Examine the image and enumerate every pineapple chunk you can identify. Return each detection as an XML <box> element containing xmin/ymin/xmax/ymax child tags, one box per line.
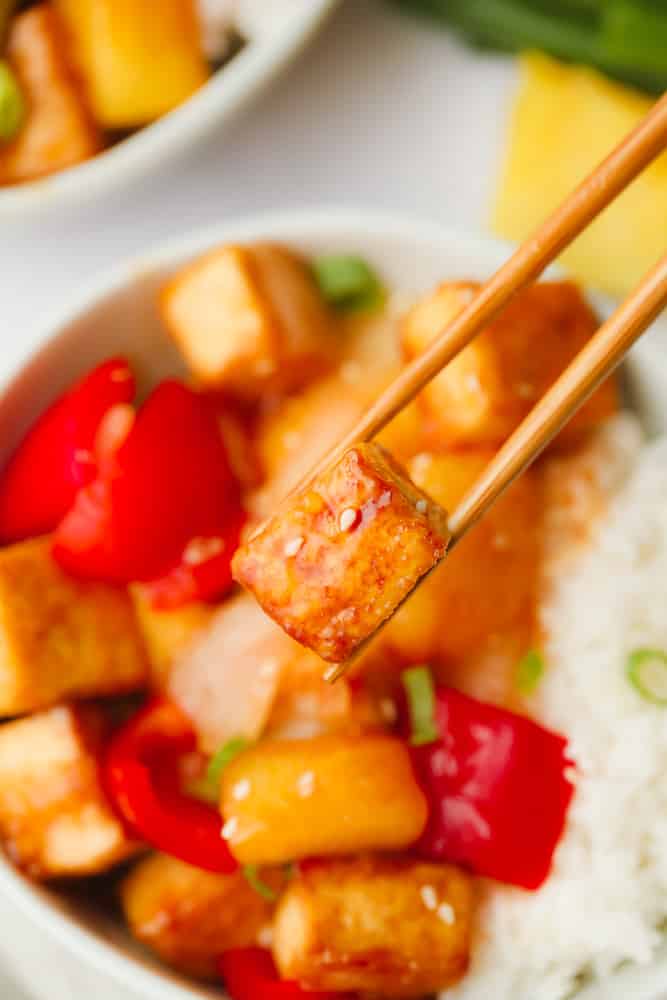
<box><xmin>122</xmin><ymin>853</ymin><xmax>280</xmax><ymax>980</ymax></box>
<box><xmin>233</xmin><ymin>442</ymin><xmax>450</xmax><ymax>664</ymax></box>
<box><xmin>0</xmin><ymin>538</ymin><xmax>148</xmax><ymax>716</ymax></box>
<box><xmin>402</xmin><ymin>280</ymin><xmax>617</xmax><ymax>448</ymax></box>
<box><xmin>130</xmin><ymin>585</ymin><xmax>215</xmax><ymax>689</ymax></box>
<box><xmin>273</xmin><ymin>856</ymin><xmax>473</xmax><ymax>997</ymax></box>
<box><xmin>220</xmin><ymin>735</ymin><xmax>428</xmax><ymax>865</ymax></box>
<box><xmin>383</xmin><ymin>450</ymin><xmax>539</xmax><ymax>667</ymax></box>
<box><xmin>161</xmin><ymin>244</ymin><xmax>334</xmax><ymax>401</ymax></box>
<box><xmin>54</xmin><ymin>0</ymin><xmax>208</xmax><ymax>128</ymax></box>
<box><xmin>0</xmin><ymin>705</ymin><xmax>138</xmax><ymax>878</ymax></box>
<box><xmin>0</xmin><ymin>5</ymin><xmax>101</xmax><ymax>185</ymax></box>
<box><xmin>493</xmin><ymin>53</ymin><xmax>667</xmax><ymax>298</ymax></box>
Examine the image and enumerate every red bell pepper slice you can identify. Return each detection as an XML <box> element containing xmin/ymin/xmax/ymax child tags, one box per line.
<box><xmin>409</xmin><ymin>686</ymin><xmax>574</xmax><ymax>890</ymax></box>
<box><xmin>53</xmin><ymin>380</ymin><xmax>242</xmax><ymax>586</ymax></box>
<box><xmin>143</xmin><ymin>507</ymin><xmax>247</xmax><ymax>610</ymax></box>
<box><xmin>104</xmin><ymin>698</ymin><xmax>237</xmax><ymax>874</ymax></box>
<box><xmin>0</xmin><ymin>357</ymin><xmax>135</xmax><ymax>543</ymax></box>
<box><xmin>219</xmin><ymin>948</ymin><xmax>348</xmax><ymax>1000</ymax></box>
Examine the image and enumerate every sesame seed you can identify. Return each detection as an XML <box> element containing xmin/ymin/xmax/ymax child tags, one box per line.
<box><xmin>232</xmin><ymin>779</ymin><xmax>251</xmax><ymax>801</ymax></box>
<box><xmin>257</xmin><ymin>926</ymin><xmax>274</xmax><ymax>949</ymax></box>
<box><xmin>339</xmin><ymin>507</ymin><xmax>359</xmax><ymax>532</ymax></box>
<box><xmin>183</xmin><ymin>536</ymin><xmax>224</xmax><ymax>566</ymax></box>
<box><xmin>420</xmin><ymin>885</ymin><xmax>438</xmax><ymax>911</ymax></box>
<box><xmin>296</xmin><ymin>771</ymin><xmax>315</xmax><ymax>797</ymax></box>
<box><xmin>380</xmin><ymin>697</ymin><xmax>398</xmax><ymax>723</ymax></box>
<box><xmin>221</xmin><ymin>817</ymin><xmax>238</xmax><ymax>840</ymax></box>
<box><xmin>284</xmin><ymin>536</ymin><xmax>304</xmax><ymax>558</ymax></box>
<box><xmin>437</xmin><ymin>902</ymin><xmax>456</xmax><ymax>925</ymax></box>
<box><xmin>415</xmin><ymin>499</ymin><xmax>428</xmax><ymax>514</ymax></box>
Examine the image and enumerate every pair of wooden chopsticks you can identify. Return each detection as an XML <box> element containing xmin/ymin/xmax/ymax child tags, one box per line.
<box><xmin>315</xmin><ymin>91</ymin><xmax>667</xmax><ymax>545</ymax></box>
<box><xmin>313</xmin><ymin>93</ymin><xmax>667</xmax><ymax>681</ymax></box>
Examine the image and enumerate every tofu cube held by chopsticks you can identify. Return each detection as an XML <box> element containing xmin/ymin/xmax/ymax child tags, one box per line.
<box><xmin>232</xmin><ymin>442</ymin><xmax>450</xmax><ymax>664</ymax></box>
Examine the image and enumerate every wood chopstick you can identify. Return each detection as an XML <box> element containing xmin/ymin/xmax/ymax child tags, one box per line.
<box><xmin>302</xmin><ymin>91</ymin><xmax>667</xmax><ymax>489</ymax></box>
<box><xmin>448</xmin><ymin>253</ymin><xmax>667</xmax><ymax>543</ymax></box>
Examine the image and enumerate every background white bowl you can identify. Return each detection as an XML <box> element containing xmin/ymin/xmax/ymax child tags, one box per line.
<box><xmin>0</xmin><ymin>1</ymin><xmax>339</xmax><ymax>218</ymax></box>
<box><xmin>1</xmin><ymin>210</ymin><xmax>666</xmax><ymax>1000</ymax></box>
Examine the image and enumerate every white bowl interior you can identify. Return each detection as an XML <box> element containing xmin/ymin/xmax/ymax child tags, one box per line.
<box><xmin>0</xmin><ymin>1</ymin><xmax>339</xmax><ymax>217</ymax></box>
<box><xmin>1</xmin><ymin>210</ymin><xmax>667</xmax><ymax>1000</ymax></box>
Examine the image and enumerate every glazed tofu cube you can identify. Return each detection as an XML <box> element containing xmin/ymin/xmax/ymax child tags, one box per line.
<box><xmin>0</xmin><ymin>5</ymin><xmax>101</xmax><ymax>186</ymax></box>
<box><xmin>161</xmin><ymin>244</ymin><xmax>334</xmax><ymax>401</ymax></box>
<box><xmin>130</xmin><ymin>586</ymin><xmax>215</xmax><ymax>689</ymax></box>
<box><xmin>273</xmin><ymin>856</ymin><xmax>473</xmax><ymax>997</ymax></box>
<box><xmin>220</xmin><ymin>734</ymin><xmax>428</xmax><ymax>865</ymax></box>
<box><xmin>54</xmin><ymin>0</ymin><xmax>208</xmax><ymax>128</ymax></box>
<box><xmin>0</xmin><ymin>705</ymin><xmax>138</xmax><ymax>878</ymax></box>
<box><xmin>383</xmin><ymin>450</ymin><xmax>539</xmax><ymax>666</ymax></box>
<box><xmin>401</xmin><ymin>280</ymin><xmax>618</xmax><ymax>447</ymax></box>
<box><xmin>122</xmin><ymin>853</ymin><xmax>280</xmax><ymax>980</ymax></box>
<box><xmin>233</xmin><ymin>442</ymin><xmax>450</xmax><ymax>664</ymax></box>
<box><xmin>0</xmin><ymin>538</ymin><xmax>148</xmax><ymax>716</ymax></box>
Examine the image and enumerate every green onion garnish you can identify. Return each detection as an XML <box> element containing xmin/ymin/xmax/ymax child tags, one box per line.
<box><xmin>402</xmin><ymin>665</ymin><xmax>438</xmax><ymax>746</ymax></box>
<box><xmin>516</xmin><ymin>649</ymin><xmax>545</xmax><ymax>695</ymax></box>
<box><xmin>312</xmin><ymin>254</ymin><xmax>385</xmax><ymax>312</ymax></box>
<box><xmin>0</xmin><ymin>61</ymin><xmax>24</xmax><ymax>144</ymax></box>
<box><xmin>242</xmin><ymin>865</ymin><xmax>277</xmax><ymax>902</ymax></box>
<box><xmin>206</xmin><ymin>737</ymin><xmax>250</xmax><ymax>791</ymax></box>
<box><xmin>626</xmin><ymin>648</ymin><xmax>667</xmax><ymax>705</ymax></box>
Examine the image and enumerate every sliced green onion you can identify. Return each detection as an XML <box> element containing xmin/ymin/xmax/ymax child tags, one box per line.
<box><xmin>311</xmin><ymin>254</ymin><xmax>385</xmax><ymax>312</ymax></box>
<box><xmin>402</xmin><ymin>665</ymin><xmax>438</xmax><ymax>746</ymax></box>
<box><xmin>516</xmin><ymin>649</ymin><xmax>545</xmax><ymax>695</ymax></box>
<box><xmin>0</xmin><ymin>61</ymin><xmax>24</xmax><ymax>144</ymax></box>
<box><xmin>206</xmin><ymin>737</ymin><xmax>250</xmax><ymax>791</ymax></box>
<box><xmin>626</xmin><ymin>648</ymin><xmax>667</xmax><ymax>705</ymax></box>
<box><xmin>242</xmin><ymin>865</ymin><xmax>277</xmax><ymax>902</ymax></box>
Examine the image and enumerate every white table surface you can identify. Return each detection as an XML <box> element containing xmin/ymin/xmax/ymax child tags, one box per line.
<box><xmin>0</xmin><ymin>3</ymin><xmax>513</xmax><ymax>997</ymax></box>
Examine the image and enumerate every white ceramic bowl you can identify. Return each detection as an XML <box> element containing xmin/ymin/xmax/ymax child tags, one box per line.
<box><xmin>1</xmin><ymin>210</ymin><xmax>667</xmax><ymax>1000</ymax></box>
<box><xmin>0</xmin><ymin>1</ymin><xmax>338</xmax><ymax>218</ymax></box>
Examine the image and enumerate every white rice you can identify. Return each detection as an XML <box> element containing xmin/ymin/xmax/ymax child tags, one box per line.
<box><xmin>443</xmin><ymin>415</ymin><xmax>667</xmax><ymax>1000</ymax></box>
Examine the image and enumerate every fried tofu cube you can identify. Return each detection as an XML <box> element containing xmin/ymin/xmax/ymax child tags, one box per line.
<box><xmin>220</xmin><ymin>735</ymin><xmax>428</xmax><ymax>865</ymax></box>
<box><xmin>233</xmin><ymin>442</ymin><xmax>450</xmax><ymax>664</ymax></box>
<box><xmin>122</xmin><ymin>853</ymin><xmax>280</xmax><ymax>980</ymax></box>
<box><xmin>0</xmin><ymin>5</ymin><xmax>102</xmax><ymax>186</ymax></box>
<box><xmin>130</xmin><ymin>586</ymin><xmax>215</xmax><ymax>689</ymax></box>
<box><xmin>273</xmin><ymin>856</ymin><xmax>473</xmax><ymax>997</ymax></box>
<box><xmin>54</xmin><ymin>0</ymin><xmax>208</xmax><ymax>128</ymax></box>
<box><xmin>401</xmin><ymin>280</ymin><xmax>618</xmax><ymax>447</ymax></box>
<box><xmin>383</xmin><ymin>450</ymin><xmax>539</xmax><ymax>666</ymax></box>
<box><xmin>0</xmin><ymin>538</ymin><xmax>148</xmax><ymax>716</ymax></box>
<box><xmin>161</xmin><ymin>244</ymin><xmax>334</xmax><ymax>401</ymax></box>
<box><xmin>0</xmin><ymin>705</ymin><xmax>138</xmax><ymax>878</ymax></box>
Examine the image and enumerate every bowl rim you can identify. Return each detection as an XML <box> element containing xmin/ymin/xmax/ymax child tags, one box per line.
<box><xmin>2</xmin><ymin>207</ymin><xmax>667</xmax><ymax>1000</ymax></box>
<box><xmin>0</xmin><ymin>0</ymin><xmax>339</xmax><ymax>218</ymax></box>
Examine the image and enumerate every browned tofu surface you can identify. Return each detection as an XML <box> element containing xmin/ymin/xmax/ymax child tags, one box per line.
<box><xmin>0</xmin><ymin>705</ymin><xmax>138</xmax><ymax>878</ymax></box>
<box><xmin>273</xmin><ymin>856</ymin><xmax>473</xmax><ymax>997</ymax></box>
<box><xmin>161</xmin><ymin>244</ymin><xmax>334</xmax><ymax>400</ymax></box>
<box><xmin>0</xmin><ymin>538</ymin><xmax>148</xmax><ymax>716</ymax></box>
<box><xmin>122</xmin><ymin>853</ymin><xmax>280</xmax><ymax>980</ymax></box>
<box><xmin>233</xmin><ymin>442</ymin><xmax>450</xmax><ymax>663</ymax></box>
<box><xmin>220</xmin><ymin>735</ymin><xmax>428</xmax><ymax>865</ymax></box>
<box><xmin>130</xmin><ymin>586</ymin><xmax>215</xmax><ymax>690</ymax></box>
<box><xmin>0</xmin><ymin>5</ymin><xmax>102</xmax><ymax>186</ymax></box>
<box><xmin>402</xmin><ymin>280</ymin><xmax>618</xmax><ymax>447</ymax></box>
<box><xmin>383</xmin><ymin>450</ymin><xmax>540</xmax><ymax>668</ymax></box>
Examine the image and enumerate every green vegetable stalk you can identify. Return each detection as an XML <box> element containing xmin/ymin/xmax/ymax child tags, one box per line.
<box><xmin>393</xmin><ymin>0</ymin><xmax>667</xmax><ymax>93</ymax></box>
<box><xmin>0</xmin><ymin>60</ymin><xmax>24</xmax><ymax>144</ymax></box>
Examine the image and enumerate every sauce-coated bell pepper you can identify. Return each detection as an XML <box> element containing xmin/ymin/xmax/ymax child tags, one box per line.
<box><xmin>104</xmin><ymin>698</ymin><xmax>237</xmax><ymax>874</ymax></box>
<box><xmin>53</xmin><ymin>379</ymin><xmax>243</xmax><ymax>597</ymax></box>
<box><xmin>0</xmin><ymin>358</ymin><xmax>135</xmax><ymax>543</ymax></box>
<box><xmin>410</xmin><ymin>685</ymin><xmax>574</xmax><ymax>890</ymax></box>
<box><xmin>219</xmin><ymin>948</ymin><xmax>348</xmax><ymax>1000</ymax></box>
